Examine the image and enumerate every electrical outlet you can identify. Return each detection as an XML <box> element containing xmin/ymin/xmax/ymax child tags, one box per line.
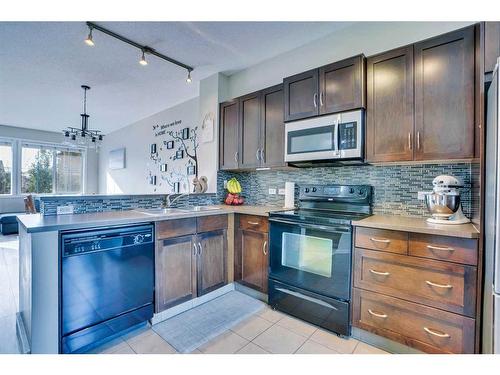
<box><xmin>223</xmin><ymin>180</ymin><xmax>228</xmax><ymax>189</ymax></box>
<box><xmin>278</xmin><ymin>188</ymin><xmax>286</xmax><ymax>195</ymax></box>
<box><xmin>57</xmin><ymin>205</ymin><xmax>74</xmax><ymax>215</ymax></box>
<box><xmin>417</xmin><ymin>191</ymin><xmax>431</xmax><ymax>200</ymax></box>
<box><xmin>268</xmin><ymin>188</ymin><xmax>277</xmax><ymax>195</ymax></box>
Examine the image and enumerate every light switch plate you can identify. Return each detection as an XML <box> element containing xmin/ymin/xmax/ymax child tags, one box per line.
<box><xmin>278</xmin><ymin>188</ymin><xmax>286</xmax><ymax>195</ymax></box>
<box><xmin>57</xmin><ymin>205</ymin><xmax>74</xmax><ymax>215</ymax></box>
<box><xmin>223</xmin><ymin>180</ymin><xmax>228</xmax><ymax>189</ymax></box>
<box><xmin>268</xmin><ymin>188</ymin><xmax>277</xmax><ymax>195</ymax></box>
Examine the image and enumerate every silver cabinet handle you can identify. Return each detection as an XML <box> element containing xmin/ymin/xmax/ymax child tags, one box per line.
<box><xmin>319</xmin><ymin>92</ymin><xmax>324</xmax><ymax>106</ymax></box>
<box><xmin>262</xmin><ymin>240</ymin><xmax>267</xmax><ymax>256</ymax></box>
<box><xmin>408</xmin><ymin>132</ymin><xmax>412</xmax><ymax>150</ymax></box>
<box><xmin>427</xmin><ymin>244</ymin><xmax>454</xmax><ymax>252</ymax></box>
<box><xmin>260</xmin><ymin>149</ymin><xmax>265</xmax><ymax>162</ymax></box>
<box><xmin>368</xmin><ymin>309</ymin><xmax>388</xmax><ymax>319</ymax></box>
<box><xmin>425</xmin><ymin>280</ymin><xmax>453</xmax><ymax>289</ymax></box>
<box><xmin>198</xmin><ymin>242</ymin><xmax>202</xmax><ymax>256</ymax></box>
<box><xmin>234</xmin><ymin>151</ymin><xmax>238</xmax><ymax>164</ymax></box>
<box><xmin>370</xmin><ymin>237</ymin><xmax>391</xmax><ymax>244</ymax></box>
<box><xmin>369</xmin><ymin>269</ymin><xmax>390</xmax><ymax>276</ymax></box>
<box><xmin>417</xmin><ymin>131</ymin><xmax>421</xmax><ymax>150</ymax></box>
<box><xmin>313</xmin><ymin>93</ymin><xmax>318</xmax><ymax>108</ymax></box>
<box><xmin>255</xmin><ymin>148</ymin><xmax>261</xmax><ymax>161</ymax></box>
<box><xmin>423</xmin><ymin>327</ymin><xmax>450</xmax><ymax>338</ymax></box>
<box><xmin>193</xmin><ymin>243</ymin><xmax>197</xmax><ymax>256</ymax></box>
<box><xmin>248</xmin><ymin>221</ymin><xmax>260</xmax><ymax>225</ymax></box>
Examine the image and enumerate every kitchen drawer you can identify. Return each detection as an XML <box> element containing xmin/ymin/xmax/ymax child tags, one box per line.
<box><xmin>156</xmin><ymin>218</ymin><xmax>196</xmax><ymax>239</ymax></box>
<box><xmin>409</xmin><ymin>233</ymin><xmax>478</xmax><ymax>266</ymax></box>
<box><xmin>197</xmin><ymin>214</ymin><xmax>228</xmax><ymax>233</ymax></box>
<box><xmin>355</xmin><ymin>227</ymin><xmax>408</xmax><ymax>254</ymax></box>
<box><xmin>238</xmin><ymin>214</ymin><xmax>269</xmax><ymax>233</ymax></box>
<box><xmin>354</xmin><ymin>248</ymin><xmax>476</xmax><ymax>317</ymax></box>
<box><xmin>352</xmin><ymin>288</ymin><xmax>475</xmax><ymax>353</ymax></box>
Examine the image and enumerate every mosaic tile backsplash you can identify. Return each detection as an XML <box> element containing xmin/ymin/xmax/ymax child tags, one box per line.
<box><xmin>217</xmin><ymin>163</ymin><xmax>475</xmax><ymax>218</ymax></box>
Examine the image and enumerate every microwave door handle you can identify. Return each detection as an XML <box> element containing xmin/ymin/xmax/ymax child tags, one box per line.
<box><xmin>269</xmin><ymin>218</ymin><xmax>351</xmax><ymax>233</ymax></box>
<box><xmin>334</xmin><ymin>117</ymin><xmax>339</xmax><ymax>154</ymax></box>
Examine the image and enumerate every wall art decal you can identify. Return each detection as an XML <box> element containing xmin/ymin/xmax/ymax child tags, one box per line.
<box><xmin>187</xmin><ymin>165</ymin><xmax>196</xmax><ymax>176</ymax></box>
<box><xmin>175</xmin><ymin>149</ymin><xmax>184</xmax><ymax>160</ymax></box>
<box><xmin>150</xmin><ymin>143</ymin><xmax>157</xmax><ymax>154</ymax></box>
<box><xmin>160</xmin><ymin>164</ymin><xmax>168</xmax><ymax>172</ymax></box>
<box><xmin>181</xmin><ymin>127</ymin><xmax>190</xmax><ymax>140</ymax></box>
<box><xmin>165</xmin><ymin>140</ymin><xmax>174</xmax><ymax>149</ymax></box>
<box><xmin>201</xmin><ymin>112</ymin><xmax>214</xmax><ymax>143</ymax></box>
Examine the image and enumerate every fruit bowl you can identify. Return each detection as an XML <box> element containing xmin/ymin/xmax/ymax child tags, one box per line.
<box><xmin>225</xmin><ymin>178</ymin><xmax>244</xmax><ymax>205</ymax></box>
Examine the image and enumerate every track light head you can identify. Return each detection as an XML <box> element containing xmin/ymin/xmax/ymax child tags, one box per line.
<box><xmin>85</xmin><ymin>27</ymin><xmax>95</xmax><ymax>46</ymax></box>
<box><xmin>186</xmin><ymin>70</ymin><xmax>192</xmax><ymax>83</ymax></box>
<box><xmin>139</xmin><ymin>50</ymin><xmax>148</xmax><ymax>66</ymax></box>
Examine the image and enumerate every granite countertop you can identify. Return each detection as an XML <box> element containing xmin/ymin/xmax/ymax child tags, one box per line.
<box><xmin>17</xmin><ymin>205</ymin><xmax>286</xmax><ymax>233</ymax></box>
<box><xmin>352</xmin><ymin>214</ymin><xmax>479</xmax><ymax>239</ymax></box>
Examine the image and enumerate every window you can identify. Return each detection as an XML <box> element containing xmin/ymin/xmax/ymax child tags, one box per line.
<box><xmin>20</xmin><ymin>143</ymin><xmax>84</xmax><ymax>195</ymax></box>
<box><xmin>0</xmin><ymin>142</ymin><xmax>13</xmax><ymax>195</ymax></box>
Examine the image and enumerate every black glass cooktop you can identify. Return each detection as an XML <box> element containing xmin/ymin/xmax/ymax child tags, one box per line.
<box><xmin>269</xmin><ymin>209</ymin><xmax>372</xmax><ymax>226</ymax></box>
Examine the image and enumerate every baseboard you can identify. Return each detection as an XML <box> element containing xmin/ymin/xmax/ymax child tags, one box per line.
<box><xmin>234</xmin><ymin>282</ymin><xmax>268</xmax><ymax>303</ymax></box>
<box><xmin>151</xmin><ymin>283</ymin><xmax>235</xmax><ymax>325</ymax></box>
<box><xmin>16</xmin><ymin>312</ymin><xmax>30</xmax><ymax>354</ymax></box>
<box><xmin>351</xmin><ymin>327</ymin><xmax>423</xmax><ymax>354</ymax></box>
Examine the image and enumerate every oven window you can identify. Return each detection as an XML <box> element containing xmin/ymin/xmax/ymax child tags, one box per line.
<box><xmin>288</xmin><ymin>125</ymin><xmax>334</xmax><ymax>154</ymax></box>
<box><xmin>281</xmin><ymin>232</ymin><xmax>333</xmax><ymax>277</ymax></box>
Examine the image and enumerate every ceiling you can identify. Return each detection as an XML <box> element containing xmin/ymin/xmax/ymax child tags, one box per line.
<box><xmin>0</xmin><ymin>22</ymin><xmax>351</xmax><ymax>134</ymax></box>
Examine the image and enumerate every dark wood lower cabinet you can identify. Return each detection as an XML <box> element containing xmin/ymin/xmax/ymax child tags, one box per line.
<box><xmin>197</xmin><ymin>230</ymin><xmax>227</xmax><ymax>296</ymax></box>
<box><xmin>241</xmin><ymin>230</ymin><xmax>268</xmax><ymax>293</ymax></box>
<box><xmin>155</xmin><ymin>235</ymin><xmax>197</xmax><ymax>312</ymax></box>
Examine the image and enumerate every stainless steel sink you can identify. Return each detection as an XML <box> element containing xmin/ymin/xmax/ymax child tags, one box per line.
<box><xmin>134</xmin><ymin>208</ymin><xmax>187</xmax><ymax>216</ymax></box>
<box><xmin>178</xmin><ymin>206</ymin><xmax>222</xmax><ymax>212</ymax></box>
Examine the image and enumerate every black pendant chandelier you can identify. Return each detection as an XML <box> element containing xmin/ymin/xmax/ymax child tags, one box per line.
<box><xmin>63</xmin><ymin>85</ymin><xmax>103</xmax><ymax>149</ymax></box>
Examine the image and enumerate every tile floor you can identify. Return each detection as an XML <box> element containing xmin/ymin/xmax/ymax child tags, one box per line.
<box><xmin>0</xmin><ymin>234</ymin><xmax>20</xmax><ymax>354</ymax></box>
<box><xmin>87</xmin><ymin>306</ymin><xmax>389</xmax><ymax>354</ymax></box>
<box><xmin>0</xmin><ymin>233</ymin><xmax>388</xmax><ymax>355</ymax></box>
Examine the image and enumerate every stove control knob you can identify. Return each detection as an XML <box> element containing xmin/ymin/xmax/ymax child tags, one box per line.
<box><xmin>312</xmin><ymin>187</ymin><xmax>317</xmax><ymax>193</ymax></box>
<box><xmin>358</xmin><ymin>188</ymin><xmax>365</xmax><ymax>196</ymax></box>
<box><xmin>304</xmin><ymin>188</ymin><xmax>310</xmax><ymax>193</ymax></box>
<box><xmin>349</xmin><ymin>187</ymin><xmax>355</xmax><ymax>194</ymax></box>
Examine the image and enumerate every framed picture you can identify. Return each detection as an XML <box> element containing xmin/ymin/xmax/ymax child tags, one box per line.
<box><xmin>150</xmin><ymin>175</ymin><xmax>157</xmax><ymax>185</ymax></box>
<box><xmin>109</xmin><ymin>148</ymin><xmax>126</xmax><ymax>170</ymax></box>
<box><xmin>181</xmin><ymin>127</ymin><xmax>190</xmax><ymax>140</ymax></box>
<box><xmin>187</xmin><ymin>165</ymin><xmax>196</xmax><ymax>176</ymax></box>
<box><xmin>175</xmin><ymin>149</ymin><xmax>184</xmax><ymax>159</ymax></box>
<box><xmin>160</xmin><ymin>164</ymin><xmax>168</xmax><ymax>172</ymax></box>
<box><xmin>150</xmin><ymin>143</ymin><xmax>157</xmax><ymax>154</ymax></box>
<box><xmin>173</xmin><ymin>182</ymin><xmax>180</xmax><ymax>193</ymax></box>
<box><xmin>165</xmin><ymin>140</ymin><xmax>174</xmax><ymax>149</ymax></box>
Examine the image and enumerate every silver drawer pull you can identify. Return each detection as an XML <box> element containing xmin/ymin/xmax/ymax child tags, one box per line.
<box><xmin>276</xmin><ymin>287</ymin><xmax>338</xmax><ymax>310</ymax></box>
<box><xmin>368</xmin><ymin>309</ymin><xmax>388</xmax><ymax>319</ymax></box>
<box><xmin>369</xmin><ymin>269</ymin><xmax>390</xmax><ymax>276</ymax></box>
<box><xmin>262</xmin><ymin>240</ymin><xmax>268</xmax><ymax>256</ymax></box>
<box><xmin>248</xmin><ymin>221</ymin><xmax>260</xmax><ymax>225</ymax></box>
<box><xmin>427</xmin><ymin>244</ymin><xmax>454</xmax><ymax>252</ymax></box>
<box><xmin>370</xmin><ymin>237</ymin><xmax>391</xmax><ymax>244</ymax></box>
<box><xmin>426</xmin><ymin>280</ymin><xmax>453</xmax><ymax>289</ymax></box>
<box><xmin>423</xmin><ymin>327</ymin><xmax>450</xmax><ymax>338</ymax></box>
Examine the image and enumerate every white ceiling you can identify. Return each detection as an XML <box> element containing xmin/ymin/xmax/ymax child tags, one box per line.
<box><xmin>0</xmin><ymin>21</ymin><xmax>351</xmax><ymax>134</ymax></box>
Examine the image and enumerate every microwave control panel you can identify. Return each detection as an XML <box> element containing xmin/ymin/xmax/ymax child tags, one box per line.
<box><xmin>338</xmin><ymin>121</ymin><xmax>357</xmax><ymax>150</ymax></box>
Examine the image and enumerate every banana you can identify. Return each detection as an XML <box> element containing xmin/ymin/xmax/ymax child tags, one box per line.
<box><xmin>234</xmin><ymin>179</ymin><xmax>242</xmax><ymax>193</ymax></box>
<box><xmin>226</xmin><ymin>178</ymin><xmax>242</xmax><ymax>194</ymax></box>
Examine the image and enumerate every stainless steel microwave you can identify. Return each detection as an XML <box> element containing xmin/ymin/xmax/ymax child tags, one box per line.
<box><xmin>284</xmin><ymin>110</ymin><xmax>364</xmax><ymax>165</ymax></box>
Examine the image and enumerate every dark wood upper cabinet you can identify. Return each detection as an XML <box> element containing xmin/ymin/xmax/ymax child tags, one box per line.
<box><xmin>485</xmin><ymin>22</ymin><xmax>500</xmax><ymax>74</ymax></box>
<box><xmin>239</xmin><ymin>92</ymin><xmax>262</xmax><ymax>169</ymax></box>
<box><xmin>219</xmin><ymin>100</ymin><xmax>239</xmax><ymax>170</ymax></box>
<box><xmin>261</xmin><ymin>85</ymin><xmax>285</xmax><ymax>168</ymax></box>
<box><xmin>414</xmin><ymin>27</ymin><xmax>475</xmax><ymax>160</ymax></box>
<box><xmin>319</xmin><ymin>55</ymin><xmax>366</xmax><ymax>115</ymax></box>
<box><xmin>366</xmin><ymin>46</ymin><xmax>414</xmax><ymax>162</ymax></box>
<box><xmin>197</xmin><ymin>230</ymin><xmax>227</xmax><ymax>296</ymax></box>
<box><xmin>283</xmin><ymin>69</ymin><xmax>319</xmax><ymax>122</ymax></box>
<box><xmin>155</xmin><ymin>235</ymin><xmax>197</xmax><ymax>312</ymax></box>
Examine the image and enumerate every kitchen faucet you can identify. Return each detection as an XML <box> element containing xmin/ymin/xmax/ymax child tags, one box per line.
<box><xmin>162</xmin><ymin>193</ymin><xmax>189</xmax><ymax>208</ymax></box>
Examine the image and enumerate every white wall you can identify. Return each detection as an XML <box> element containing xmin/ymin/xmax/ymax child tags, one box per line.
<box><xmin>225</xmin><ymin>21</ymin><xmax>474</xmax><ymax>99</ymax></box>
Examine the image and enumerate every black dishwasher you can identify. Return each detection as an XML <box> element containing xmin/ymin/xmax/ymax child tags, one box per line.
<box><xmin>60</xmin><ymin>224</ymin><xmax>154</xmax><ymax>354</ymax></box>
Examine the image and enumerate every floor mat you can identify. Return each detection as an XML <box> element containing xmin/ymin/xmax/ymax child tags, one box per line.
<box><xmin>152</xmin><ymin>291</ymin><xmax>265</xmax><ymax>353</ymax></box>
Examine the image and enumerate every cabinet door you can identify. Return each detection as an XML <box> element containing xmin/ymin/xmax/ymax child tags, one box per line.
<box><xmin>485</xmin><ymin>22</ymin><xmax>500</xmax><ymax>74</ymax></box>
<box><xmin>283</xmin><ymin>69</ymin><xmax>319</xmax><ymax>122</ymax></box>
<box><xmin>319</xmin><ymin>55</ymin><xmax>365</xmax><ymax>115</ymax></box>
<box><xmin>366</xmin><ymin>46</ymin><xmax>414</xmax><ymax>162</ymax></box>
<box><xmin>414</xmin><ymin>27</ymin><xmax>475</xmax><ymax>160</ymax></box>
<box><xmin>219</xmin><ymin>100</ymin><xmax>239</xmax><ymax>170</ymax></box>
<box><xmin>241</xmin><ymin>230</ymin><xmax>268</xmax><ymax>293</ymax></box>
<box><xmin>239</xmin><ymin>92</ymin><xmax>262</xmax><ymax>169</ymax></box>
<box><xmin>155</xmin><ymin>236</ymin><xmax>197</xmax><ymax>312</ymax></box>
<box><xmin>261</xmin><ymin>84</ymin><xmax>285</xmax><ymax>168</ymax></box>
<box><xmin>197</xmin><ymin>230</ymin><xmax>227</xmax><ymax>296</ymax></box>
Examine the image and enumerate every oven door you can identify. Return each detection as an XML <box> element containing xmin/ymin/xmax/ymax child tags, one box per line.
<box><xmin>268</xmin><ymin>218</ymin><xmax>352</xmax><ymax>301</ymax></box>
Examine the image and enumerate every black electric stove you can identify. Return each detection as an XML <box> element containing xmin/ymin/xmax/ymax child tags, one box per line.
<box><xmin>268</xmin><ymin>184</ymin><xmax>372</xmax><ymax>337</ymax></box>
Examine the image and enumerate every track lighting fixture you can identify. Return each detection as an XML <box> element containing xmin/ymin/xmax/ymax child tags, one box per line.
<box><xmin>84</xmin><ymin>22</ymin><xmax>194</xmax><ymax>83</ymax></box>
<box><xmin>139</xmin><ymin>49</ymin><xmax>148</xmax><ymax>66</ymax></box>
<box><xmin>85</xmin><ymin>26</ymin><xmax>95</xmax><ymax>46</ymax></box>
